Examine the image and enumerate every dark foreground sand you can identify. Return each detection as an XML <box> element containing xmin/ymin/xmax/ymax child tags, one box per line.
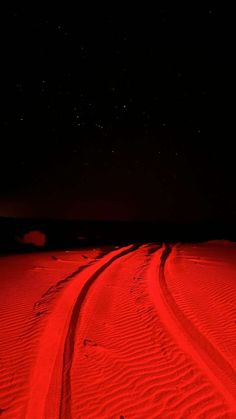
<box><xmin>0</xmin><ymin>242</ymin><xmax>236</xmax><ymax>418</ymax></box>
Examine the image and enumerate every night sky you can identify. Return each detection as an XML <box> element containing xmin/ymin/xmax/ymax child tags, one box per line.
<box><xmin>0</xmin><ymin>6</ymin><xmax>232</xmax><ymax>223</ymax></box>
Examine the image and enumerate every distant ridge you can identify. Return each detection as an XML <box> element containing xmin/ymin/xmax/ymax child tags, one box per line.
<box><xmin>0</xmin><ymin>216</ymin><xmax>236</xmax><ymax>253</ymax></box>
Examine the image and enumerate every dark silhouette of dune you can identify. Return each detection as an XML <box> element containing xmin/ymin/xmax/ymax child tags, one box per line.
<box><xmin>1</xmin><ymin>216</ymin><xmax>236</xmax><ymax>254</ymax></box>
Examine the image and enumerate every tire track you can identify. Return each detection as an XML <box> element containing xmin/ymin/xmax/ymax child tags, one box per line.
<box><xmin>59</xmin><ymin>244</ymin><xmax>140</xmax><ymax>419</ymax></box>
<box><xmin>24</xmin><ymin>244</ymin><xmax>138</xmax><ymax>419</ymax></box>
<box><xmin>157</xmin><ymin>243</ymin><xmax>236</xmax><ymax>412</ymax></box>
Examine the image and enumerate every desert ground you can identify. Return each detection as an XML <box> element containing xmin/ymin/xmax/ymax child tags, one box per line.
<box><xmin>0</xmin><ymin>241</ymin><xmax>236</xmax><ymax>418</ymax></box>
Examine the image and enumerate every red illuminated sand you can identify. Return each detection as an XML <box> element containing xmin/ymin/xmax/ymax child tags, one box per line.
<box><xmin>0</xmin><ymin>242</ymin><xmax>236</xmax><ymax>417</ymax></box>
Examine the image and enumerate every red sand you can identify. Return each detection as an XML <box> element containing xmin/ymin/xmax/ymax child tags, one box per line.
<box><xmin>0</xmin><ymin>242</ymin><xmax>236</xmax><ymax>418</ymax></box>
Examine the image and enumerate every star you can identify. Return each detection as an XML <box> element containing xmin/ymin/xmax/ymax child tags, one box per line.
<box><xmin>95</xmin><ymin>123</ymin><xmax>103</xmax><ymax>129</ymax></box>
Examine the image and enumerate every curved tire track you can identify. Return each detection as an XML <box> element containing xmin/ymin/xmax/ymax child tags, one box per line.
<box><xmin>157</xmin><ymin>244</ymin><xmax>236</xmax><ymax>411</ymax></box>
<box><xmin>59</xmin><ymin>244</ymin><xmax>140</xmax><ymax>419</ymax></box>
<box><xmin>25</xmin><ymin>244</ymin><xmax>138</xmax><ymax>419</ymax></box>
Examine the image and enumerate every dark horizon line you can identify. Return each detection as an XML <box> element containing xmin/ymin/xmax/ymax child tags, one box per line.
<box><xmin>1</xmin><ymin>216</ymin><xmax>236</xmax><ymax>226</ymax></box>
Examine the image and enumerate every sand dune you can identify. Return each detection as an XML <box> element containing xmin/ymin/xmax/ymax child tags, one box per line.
<box><xmin>0</xmin><ymin>242</ymin><xmax>236</xmax><ymax>417</ymax></box>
